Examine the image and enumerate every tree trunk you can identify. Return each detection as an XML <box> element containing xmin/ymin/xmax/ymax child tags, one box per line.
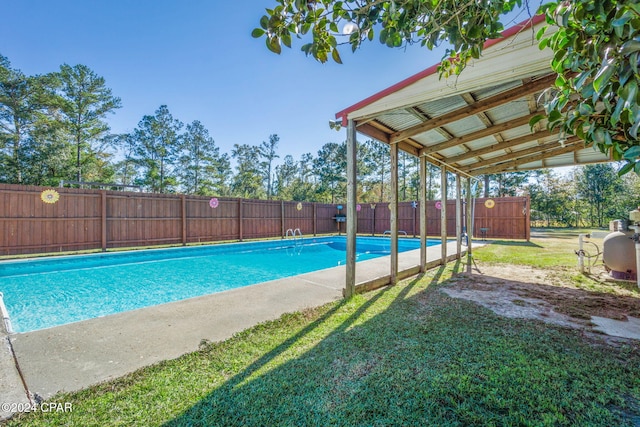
<box><xmin>194</xmin><ymin>154</ymin><xmax>200</xmax><ymax>194</ymax></box>
<box><xmin>379</xmin><ymin>164</ymin><xmax>385</xmax><ymax>202</ymax></box>
<box><xmin>267</xmin><ymin>163</ymin><xmax>272</xmax><ymax>200</ymax></box>
<box><xmin>76</xmin><ymin>135</ymin><xmax>82</xmax><ymax>182</ymax></box>
<box><xmin>160</xmin><ymin>158</ymin><xmax>165</xmax><ymax>193</ymax></box>
<box><xmin>13</xmin><ymin>119</ymin><xmax>22</xmax><ymax>183</ymax></box>
<box><xmin>484</xmin><ymin>175</ymin><xmax>490</xmax><ymax>197</ymax></box>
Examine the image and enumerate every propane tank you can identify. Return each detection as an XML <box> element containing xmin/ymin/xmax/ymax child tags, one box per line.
<box><xmin>602</xmin><ymin>207</ymin><xmax>640</xmax><ymax>282</ymax></box>
<box><xmin>630</xmin><ymin>207</ymin><xmax>640</xmax><ymax>224</ymax></box>
<box><xmin>603</xmin><ymin>231</ymin><xmax>636</xmax><ymax>280</ymax></box>
<box><xmin>630</xmin><ymin>207</ymin><xmax>640</xmax><ymax>288</ymax></box>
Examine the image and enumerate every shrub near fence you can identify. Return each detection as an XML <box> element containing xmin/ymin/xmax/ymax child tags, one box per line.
<box><xmin>0</xmin><ymin>184</ymin><xmax>529</xmax><ymax>256</ymax></box>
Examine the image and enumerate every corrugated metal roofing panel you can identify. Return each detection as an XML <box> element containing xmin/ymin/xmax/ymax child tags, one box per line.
<box><xmin>499</xmin><ymin>125</ymin><xmax>537</xmax><ymax>141</ymax></box>
<box><xmin>412</xmin><ymin>129</ymin><xmax>449</xmax><ymax>145</ymax></box>
<box><xmin>439</xmin><ymin>146</ymin><xmax>467</xmax><ymax>158</ymax></box>
<box><xmin>417</xmin><ymin>94</ymin><xmax>468</xmax><ymax>117</ymax></box>
<box><xmin>445</xmin><ymin>116</ymin><xmax>488</xmax><ymax>135</ymax></box>
<box><xmin>575</xmin><ymin>149</ymin><xmax>611</xmax><ymax>163</ymax></box>
<box><xmin>509</xmin><ymin>148</ymin><xmax>609</xmax><ymax>171</ymax></box>
<box><xmin>344</xmin><ymin>22</ymin><xmax>553</xmax><ymax>121</ymax></box>
<box><xmin>513</xmin><ymin>160</ymin><xmax>543</xmax><ymax>170</ymax></box>
<box><xmin>543</xmin><ymin>154</ymin><xmax>577</xmax><ymax>167</ymax></box>
<box><xmin>461</xmin><ymin>135</ymin><xmax>501</xmax><ymax>151</ymax></box>
<box><xmin>376</xmin><ymin>111</ymin><xmax>422</xmax><ymax>132</ymax></box>
<box><xmin>473</xmin><ymin>80</ymin><xmax>523</xmax><ymax>100</ymax></box>
<box><xmin>476</xmin><ymin>147</ymin><xmax>521</xmax><ymax>161</ymax></box>
<box><xmin>457</xmin><ymin>157</ymin><xmax>481</xmax><ymax>168</ymax></box>
<box><xmin>485</xmin><ymin>99</ymin><xmax>532</xmax><ymax>123</ymax></box>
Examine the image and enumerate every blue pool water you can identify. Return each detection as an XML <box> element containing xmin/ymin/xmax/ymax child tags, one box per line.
<box><xmin>0</xmin><ymin>236</ymin><xmax>438</xmax><ymax>333</ymax></box>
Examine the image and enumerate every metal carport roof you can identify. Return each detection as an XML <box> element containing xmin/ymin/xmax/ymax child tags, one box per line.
<box><xmin>335</xmin><ymin>15</ymin><xmax>611</xmax><ymax>176</ymax></box>
<box><xmin>336</xmin><ymin>15</ymin><xmax>616</xmax><ymax>297</ymax></box>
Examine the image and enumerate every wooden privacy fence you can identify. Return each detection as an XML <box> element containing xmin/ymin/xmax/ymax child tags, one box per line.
<box><xmin>0</xmin><ymin>184</ymin><xmax>529</xmax><ymax>255</ymax></box>
<box><xmin>356</xmin><ymin>197</ymin><xmax>530</xmax><ymax>241</ymax></box>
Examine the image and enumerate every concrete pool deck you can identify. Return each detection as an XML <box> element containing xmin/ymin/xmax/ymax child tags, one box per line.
<box><xmin>2</xmin><ymin>240</ymin><xmax>468</xmax><ymax>413</ymax></box>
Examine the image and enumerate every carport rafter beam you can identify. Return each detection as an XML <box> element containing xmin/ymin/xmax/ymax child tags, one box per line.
<box><xmin>390</xmin><ymin>74</ymin><xmax>556</xmax><ymax>144</ymax></box>
<box><xmin>406</xmin><ymin>106</ymin><xmax>455</xmax><ymax>140</ymax></box>
<box><xmin>451</xmin><ymin>133</ymin><xmax>578</xmax><ymax>166</ymax></box>
<box><xmin>460</xmin><ymin>136</ymin><xmax>581</xmax><ymax>172</ymax></box>
<box><xmin>492</xmin><ymin>156</ymin><xmax>611</xmax><ymax>173</ymax></box>
<box><xmin>469</xmin><ymin>142</ymin><xmax>585</xmax><ymax>175</ymax></box>
<box><xmin>423</xmin><ymin>153</ymin><xmax>475</xmax><ymax>179</ymax></box>
<box><xmin>357</xmin><ymin>122</ymin><xmax>390</xmax><ymax>143</ymax></box>
<box><xmin>399</xmin><ymin>141</ymin><xmax>421</xmax><ymax>157</ymax></box>
<box><xmin>418</xmin><ymin>112</ymin><xmax>540</xmax><ymax>156</ymax></box>
<box><xmin>356</xmin><ymin>114</ymin><xmax>476</xmax><ymax>178</ymax></box>
<box><xmin>357</xmin><ymin>122</ymin><xmax>421</xmax><ymax>157</ymax></box>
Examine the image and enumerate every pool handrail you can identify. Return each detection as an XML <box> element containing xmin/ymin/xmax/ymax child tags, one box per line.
<box><xmin>285</xmin><ymin>228</ymin><xmax>303</xmax><ymax>245</ymax></box>
<box><xmin>383</xmin><ymin>230</ymin><xmax>408</xmax><ymax>236</ymax></box>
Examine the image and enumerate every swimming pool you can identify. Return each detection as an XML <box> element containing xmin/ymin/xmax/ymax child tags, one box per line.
<box><xmin>0</xmin><ymin>236</ymin><xmax>438</xmax><ymax>333</ymax></box>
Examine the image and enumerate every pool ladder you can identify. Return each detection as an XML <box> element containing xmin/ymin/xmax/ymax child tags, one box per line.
<box><xmin>285</xmin><ymin>228</ymin><xmax>303</xmax><ymax>255</ymax></box>
<box><xmin>285</xmin><ymin>228</ymin><xmax>303</xmax><ymax>243</ymax></box>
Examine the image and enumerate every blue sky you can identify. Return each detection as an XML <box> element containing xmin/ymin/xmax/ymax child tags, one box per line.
<box><xmin>1</xmin><ymin>1</ymin><xmax>535</xmax><ymax>166</ymax></box>
<box><xmin>0</xmin><ymin>0</ymin><xmax>441</xmax><ymax>164</ymax></box>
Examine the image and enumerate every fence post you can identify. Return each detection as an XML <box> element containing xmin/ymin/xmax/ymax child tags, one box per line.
<box><xmin>181</xmin><ymin>195</ymin><xmax>186</xmax><ymax>246</ymax></box>
<box><xmin>525</xmin><ymin>196</ymin><xmax>531</xmax><ymax>241</ymax></box>
<box><xmin>372</xmin><ymin>205</ymin><xmax>376</xmax><ymax>236</ymax></box>
<box><xmin>281</xmin><ymin>200</ymin><xmax>285</xmax><ymax>238</ymax></box>
<box><xmin>413</xmin><ymin>202</ymin><xmax>417</xmax><ymax>238</ymax></box>
<box><xmin>101</xmin><ymin>190</ymin><xmax>107</xmax><ymax>251</ymax></box>
<box><xmin>313</xmin><ymin>203</ymin><xmax>317</xmax><ymax>236</ymax></box>
<box><xmin>238</xmin><ymin>198</ymin><xmax>243</xmax><ymax>242</ymax></box>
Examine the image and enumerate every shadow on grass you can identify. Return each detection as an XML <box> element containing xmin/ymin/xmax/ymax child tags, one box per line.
<box><xmin>163</xmin><ymin>268</ymin><xmax>444</xmax><ymax>426</ymax></box>
<box><xmin>185</xmin><ymin>280</ymin><xmax>391</xmax><ymax>394</ymax></box>
<box><xmin>530</xmin><ymin>227</ymin><xmax>605</xmax><ymax>240</ymax></box>
<box><xmin>163</xmin><ymin>264</ymin><xmax>640</xmax><ymax>426</ymax></box>
<box><xmin>487</xmin><ymin>240</ymin><xmax>543</xmax><ymax>248</ymax></box>
<box><xmin>451</xmin><ymin>259</ymin><xmax>464</xmax><ymax>275</ymax></box>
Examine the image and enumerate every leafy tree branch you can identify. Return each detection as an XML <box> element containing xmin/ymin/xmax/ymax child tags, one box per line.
<box><xmin>254</xmin><ymin>0</ymin><xmax>640</xmax><ymax>175</ymax></box>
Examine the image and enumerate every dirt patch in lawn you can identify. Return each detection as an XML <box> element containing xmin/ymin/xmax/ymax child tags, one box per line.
<box><xmin>441</xmin><ymin>264</ymin><xmax>640</xmax><ymax>340</ymax></box>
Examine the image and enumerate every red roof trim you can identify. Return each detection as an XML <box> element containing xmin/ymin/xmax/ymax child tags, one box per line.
<box><xmin>335</xmin><ymin>14</ymin><xmax>547</xmax><ymax>125</ymax></box>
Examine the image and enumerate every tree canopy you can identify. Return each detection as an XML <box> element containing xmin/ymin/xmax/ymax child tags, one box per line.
<box><xmin>56</xmin><ymin>63</ymin><xmax>121</xmax><ymax>182</ymax></box>
<box><xmin>253</xmin><ymin>0</ymin><xmax>640</xmax><ymax>175</ymax></box>
<box><xmin>536</xmin><ymin>0</ymin><xmax>640</xmax><ymax>175</ymax></box>
<box><xmin>1</xmin><ymin>52</ymin><xmax>637</xmax><ymax>227</ymax></box>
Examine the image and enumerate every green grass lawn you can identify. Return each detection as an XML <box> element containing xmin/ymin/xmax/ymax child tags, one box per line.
<box><xmin>472</xmin><ymin>228</ymin><xmax>597</xmax><ymax>268</ymax></box>
<box><xmin>5</xmin><ymin>231</ymin><xmax>640</xmax><ymax>426</ymax></box>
